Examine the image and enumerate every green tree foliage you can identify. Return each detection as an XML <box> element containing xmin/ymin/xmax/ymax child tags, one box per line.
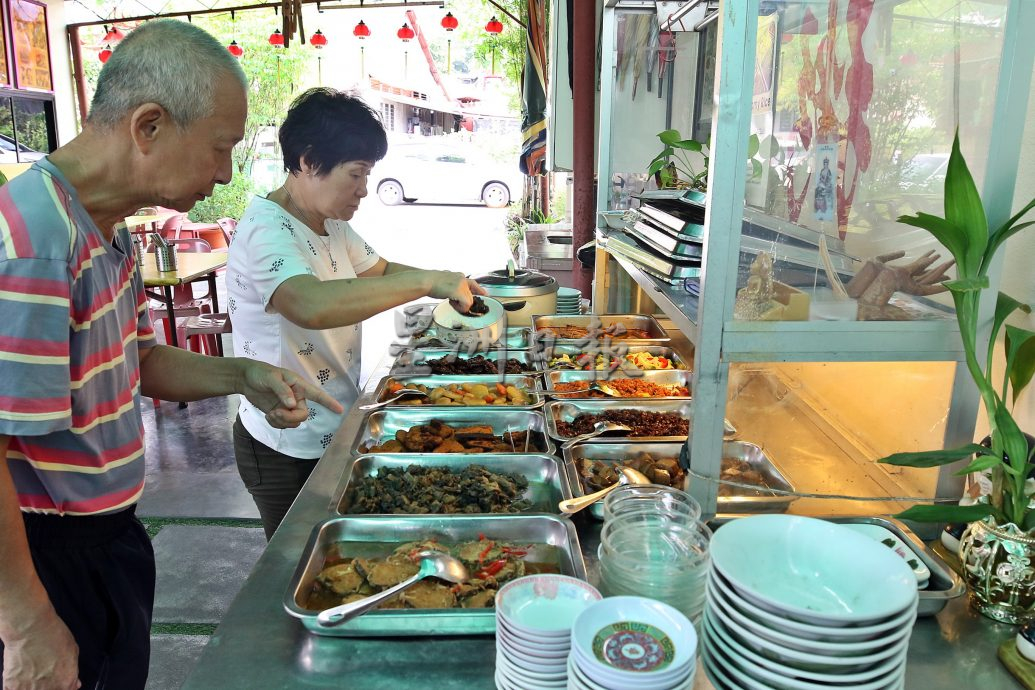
<box><xmin>434</xmin><ymin>0</ymin><xmax>526</xmax><ymax>102</ymax></box>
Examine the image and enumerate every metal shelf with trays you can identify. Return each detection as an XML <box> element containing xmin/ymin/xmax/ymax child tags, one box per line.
<box><xmin>593</xmin><ymin>0</ymin><xmax>1035</xmax><ymax>525</ymax></box>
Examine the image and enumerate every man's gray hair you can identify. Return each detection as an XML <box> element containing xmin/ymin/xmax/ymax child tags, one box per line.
<box><xmin>88</xmin><ymin>19</ymin><xmax>247</xmax><ymax>129</ymax></box>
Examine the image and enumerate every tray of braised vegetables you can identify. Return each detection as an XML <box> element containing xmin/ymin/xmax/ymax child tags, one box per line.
<box><xmin>373</xmin><ymin>376</ymin><xmax>542</xmax><ymax>408</ymax></box>
<box><xmin>563</xmin><ymin>442</ymin><xmax>793</xmax><ymax>518</ymax></box>
<box><xmin>390</xmin><ymin>348</ymin><xmax>534</xmax><ymax>376</ymax></box>
<box><xmin>285</xmin><ymin>515</ymin><xmax>586</xmax><ymax>636</ymax></box>
<box><xmin>353</xmin><ymin>410</ymin><xmax>554</xmax><ymax>455</ymax></box>
<box><xmin>334</xmin><ymin>454</ymin><xmax>572</xmax><ymax>515</ymax></box>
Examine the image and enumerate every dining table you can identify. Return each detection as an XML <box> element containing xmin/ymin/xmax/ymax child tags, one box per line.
<box><xmin>141</xmin><ymin>250</ymin><xmax>228</xmax><ymax>349</ymax></box>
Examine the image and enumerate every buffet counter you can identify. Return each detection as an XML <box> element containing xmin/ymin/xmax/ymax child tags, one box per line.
<box><xmin>181</xmin><ymin>337</ymin><xmax>1024</xmax><ymax>690</ymax></box>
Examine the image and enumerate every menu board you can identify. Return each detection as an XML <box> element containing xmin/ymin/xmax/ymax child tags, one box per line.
<box><xmin>11</xmin><ymin>0</ymin><xmax>51</xmax><ymax>91</ymax></box>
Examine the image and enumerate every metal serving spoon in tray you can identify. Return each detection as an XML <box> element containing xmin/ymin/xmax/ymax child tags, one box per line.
<box><xmin>560</xmin><ymin>420</ymin><xmax>632</xmax><ymax>451</ymax></box>
<box><xmin>317</xmin><ymin>551</ymin><xmax>469</xmax><ymax>627</ymax></box>
<box><xmin>358</xmin><ymin>388</ymin><xmax>428</xmax><ymax>411</ymax></box>
<box><xmin>558</xmin><ymin>467</ymin><xmax>651</xmax><ymax>515</ymax></box>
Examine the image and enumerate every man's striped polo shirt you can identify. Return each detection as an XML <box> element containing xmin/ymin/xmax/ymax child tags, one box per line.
<box><xmin>0</xmin><ymin>158</ymin><xmax>157</xmax><ymax>515</ymax></box>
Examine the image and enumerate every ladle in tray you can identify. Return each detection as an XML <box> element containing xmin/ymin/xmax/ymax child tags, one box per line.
<box><xmin>317</xmin><ymin>551</ymin><xmax>469</xmax><ymax>627</ymax></box>
<box><xmin>358</xmin><ymin>388</ymin><xmax>427</xmax><ymax>411</ymax></box>
<box><xmin>560</xmin><ymin>420</ymin><xmax>632</xmax><ymax>451</ymax></box>
<box><xmin>558</xmin><ymin>467</ymin><xmax>651</xmax><ymax>515</ymax></box>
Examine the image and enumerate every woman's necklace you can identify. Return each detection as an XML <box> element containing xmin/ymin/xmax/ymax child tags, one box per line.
<box><xmin>284</xmin><ymin>189</ymin><xmax>325</xmax><ymax>236</ymax></box>
<box><xmin>281</xmin><ymin>189</ymin><xmax>337</xmax><ymax>271</ymax></box>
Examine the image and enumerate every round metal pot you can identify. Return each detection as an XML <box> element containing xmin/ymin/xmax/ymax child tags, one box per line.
<box><xmin>474</xmin><ymin>263</ymin><xmax>558</xmax><ymax>327</ymax></box>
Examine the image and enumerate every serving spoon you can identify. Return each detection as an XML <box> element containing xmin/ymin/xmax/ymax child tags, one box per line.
<box><xmin>358</xmin><ymin>388</ymin><xmax>427</xmax><ymax>411</ymax></box>
<box><xmin>550</xmin><ymin>382</ymin><xmax>621</xmax><ymax>398</ymax></box>
<box><xmin>560</xmin><ymin>421</ymin><xmax>632</xmax><ymax>451</ymax></box>
<box><xmin>558</xmin><ymin>467</ymin><xmax>651</xmax><ymax>515</ymax></box>
<box><xmin>317</xmin><ymin>551</ymin><xmax>469</xmax><ymax>627</ymax></box>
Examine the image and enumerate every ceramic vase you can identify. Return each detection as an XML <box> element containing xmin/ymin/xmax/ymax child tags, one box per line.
<box><xmin>959</xmin><ymin>517</ymin><xmax>1035</xmax><ymax>624</ymax></box>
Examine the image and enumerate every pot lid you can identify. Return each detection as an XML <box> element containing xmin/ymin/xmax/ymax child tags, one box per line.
<box><xmin>476</xmin><ymin>266</ymin><xmax>558</xmax><ymax>297</ymax></box>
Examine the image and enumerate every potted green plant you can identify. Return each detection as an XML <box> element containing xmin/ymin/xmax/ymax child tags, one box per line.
<box><xmin>877</xmin><ymin>132</ymin><xmax>1035</xmax><ymax>624</ymax></box>
<box><xmin>647</xmin><ymin>129</ymin><xmax>763</xmax><ymax>194</ymax></box>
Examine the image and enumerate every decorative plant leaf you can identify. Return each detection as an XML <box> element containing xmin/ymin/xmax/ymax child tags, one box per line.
<box><xmin>897</xmin><ymin>213</ymin><xmax>968</xmax><ymax>271</ymax></box>
<box><xmin>944</xmin><ymin>276</ymin><xmax>990</xmax><ymax>294</ymax></box>
<box><xmin>1023</xmin><ymin>509</ymin><xmax>1035</xmax><ymax>532</ymax></box>
<box><xmin>943</xmin><ymin>132</ymin><xmax>988</xmax><ymax>274</ymax></box>
<box><xmin>658</xmin><ymin>129</ymin><xmax>682</xmax><ymax>145</ymax></box>
<box><xmin>747</xmin><ymin>133</ymin><xmax>760</xmax><ymax>158</ymax></box>
<box><xmin>993</xmin><ymin>293</ymin><xmax>1030</xmax><ymax>344</ymax></box>
<box><xmin>994</xmin><ymin>404</ymin><xmax>1029</xmax><ymax>472</ymax></box>
<box><xmin>751</xmin><ymin>160</ymin><xmax>763</xmax><ymax>181</ymax></box>
<box><xmin>954</xmin><ymin>454</ymin><xmax>1003</xmax><ymax>476</ymax></box>
<box><xmin>648</xmin><ymin>158</ymin><xmax>668</xmax><ymax>176</ymax></box>
<box><xmin>672</xmin><ymin>139</ymin><xmax>703</xmax><ymax>152</ymax></box>
<box><xmin>987</xmin><ymin>194</ymin><xmax>1035</xmax><ymax>265</ymax></box>
<box><xmin>894</xmin><ymin>503</ymin><xmax>994</xmax><ymax>524</ymax></box>
<box><xmin>879</xmin><ymin>444</ymin><xmax>990</xmax><ymax>468</ymax></box>
<box><xmin>1005</xmin><ymin>324</ymin><xmax>1035</xmax><ymax>404</ymax></box>
<box><xmin>986</xmin><ymin>221</ymin><xmax>1035</xmax><ymax>272</ymax></box>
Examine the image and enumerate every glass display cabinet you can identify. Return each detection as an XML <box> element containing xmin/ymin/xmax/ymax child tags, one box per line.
<box><xmin>593</xmin><ymin>0</ymin><xmax>1035</xmax><ymax>524</ymax></box>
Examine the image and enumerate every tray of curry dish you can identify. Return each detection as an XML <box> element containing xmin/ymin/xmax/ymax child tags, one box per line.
<box><xmin>532</xmin><ymin>314</ymin><xmax>669</xmax><ymax>343</ymax></box>
<box><xmin>284</xmin><ymin>515</ymin><xmax>586</xmax><ymax>636</ymax></box>
<box><xmin>353</xmin><ymin>409</ymin><xmax>555</xmax><ymax>456</ymax></box>
<box><xmin>371</xmin><ymin>375</ymin><xmax>544</xmax><ymax>409</ymax></box>
<box><xmin>543</xmin><ymin>369</ymin><xmax>693</xmax><ymax>400</ymax></box>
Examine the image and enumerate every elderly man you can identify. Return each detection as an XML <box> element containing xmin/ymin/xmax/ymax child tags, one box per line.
<box><xmin>0</xmin><ymin>20</ymin><xmax>343</xmax><ymax>690</ymax></box>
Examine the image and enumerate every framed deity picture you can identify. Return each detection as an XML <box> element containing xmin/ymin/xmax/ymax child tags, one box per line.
<box><xmin>10</xmin><ymin>0</ymin><xmax>51</xmax><ymax>91</ymax></box>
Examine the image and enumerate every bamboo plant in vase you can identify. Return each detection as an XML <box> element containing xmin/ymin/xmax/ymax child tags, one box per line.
<box><xmin>878</xmin><ymin>133</ymin><xmax>1035</xmax><ymax>624</ymax></box>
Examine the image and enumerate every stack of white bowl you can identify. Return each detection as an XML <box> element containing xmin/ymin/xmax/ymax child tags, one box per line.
<box><xmin>568</xmin><ymin>595</ymin><xmax>697</xmax><ymax>689</ymax></box>
<box><xmin>702</xmin><ymin>515</ymin><xmax>919</xmax><ymax>690</ymax></box>
<box><xmin>597</xmin><ymin>485</ymin><xmax>710</xmax><ymax>622</ymax></box>
<box><xmin>494</xmin><ymin>574</ymin><xmax>602</xmax><ymax>690</ymax></box>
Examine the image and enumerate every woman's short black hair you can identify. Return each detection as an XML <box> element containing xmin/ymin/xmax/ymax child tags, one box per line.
<box><xmin>279</xmin><ymin>88</ymin><xmax>389</xmax><ymax>176</ymax></box>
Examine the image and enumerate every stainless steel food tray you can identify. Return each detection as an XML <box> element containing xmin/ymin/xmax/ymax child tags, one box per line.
<box><xmin>534</xmin><ymin>344</ymin><xmax>691</xmax><ymax>372</ymax></box>
<box><xmin>390</xmin><ymin>348</ymin><xmax>537</xmax><ymax>377</ymax></box>
<box><xmin>709</xmin><ymin>516</ymin><xmax>965</xmax><ymax>617</ymax></box>
<box><xmin>544</xmin><ymin>399</ymin><xmax>736</xmax><ymax>442</ymax></box>
<box><xmin>284</xmin><ymin>514</ymin><xmax>587</xmax><ymax>636</ymax></box>
<box><xmin>408</xmin><ymin>326</ymin><xmax>531</xmax><ymax>350</ymax></box>
<box><xmin>562</xmin><ymin>442</ymin><xmax>793</xmax><ymax>519</ymax></box>
<box><xmin>826</xmin><ymin>516</ymin><xmax>965</xmax><ymax>617</ymax></box>
<box><xmin>531</xmin><ymin>314</ymin><xmax>670</xmax><ymax>343</ymax></box>
<box><xmin>370</xmin><ymin>374</ymin><xmax>543</xmax><ymax>409</ymax></box>
<box><xmin>544</xmin><ymin>369</ymin><xmax>693</xmax><ymax>401</ymax></box>
<box><xmin>332</xmin><ymin>453</ymin><xmax>572</xmax><ymax>515</ymax></box>
<box><xmin>352</xmin><ymin>408</ymin><xmax>555</xmax><ymax>456</ymax></box>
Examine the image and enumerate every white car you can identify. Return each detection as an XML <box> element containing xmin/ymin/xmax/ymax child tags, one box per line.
<box><xmin>375</xmin><ymin>142</ymin><xmax>522</xmax><ymax>208</ymax></box>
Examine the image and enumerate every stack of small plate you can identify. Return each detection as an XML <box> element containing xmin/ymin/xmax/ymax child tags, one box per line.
<box><xmin>556</xmin><ymin>287</ymin><xmax>583</xmax><ymax>315</ymax></box>
<box><xmin>569</xmin><ymin>596</ymin><xmax>697</xmax><ymax>690</ymax></box>
<box><xmin>494</xmin><ymin>574</ymin><xmax>602</xmax><ymax>690</ymax></box>
<box><xmin>702</xmin><ymin>515</ymin><xmax>918</xmax><ymax>690</ymax></box>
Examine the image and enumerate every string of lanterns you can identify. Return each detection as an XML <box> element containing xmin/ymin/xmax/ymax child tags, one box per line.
<box><xmin>96</xmin><ymin>10</ymin><xmax>504</xmax><ymax>66</ymax></box>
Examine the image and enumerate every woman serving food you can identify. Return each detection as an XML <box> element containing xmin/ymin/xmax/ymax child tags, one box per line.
<box><xmin>227</xmin><ymin>88</ymin><xmax>485</xmax><ymax>539</ymax></box>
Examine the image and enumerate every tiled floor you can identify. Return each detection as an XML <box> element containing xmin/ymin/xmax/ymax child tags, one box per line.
<box><xmin>138</xmin><ymin>203</ymin><xmax>513</xmax><ymax>688</ymax></box>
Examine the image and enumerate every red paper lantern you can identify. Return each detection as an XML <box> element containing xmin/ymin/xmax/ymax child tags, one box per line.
<box><xmin>441</xmin><ymin>12</ymin><xmax>459</xmax><ymax>32</ymax></box>
<box><xmin>103</xmin><ymin>25</ymin><xmax>124</xmax><ymax>43</ymax></box>
<box><xmin>227</xmin><ymin>40</ymin><xmax>244</xmax><ymax>57</ymax></box>
<box><xmin>353</xmin><ymin>20</ymin><xmax>370</xmax><ymax>39</ymax></box>
<box><xmin>397</xmin><ymin>23</ymin><xmax>415</xmax><ymax>41</ymax></box>
<box><xmin>268</xmin><ymin>29</ymin><xmax>285</xmax><ymax>47</ymax></box>
<box><xmin>485</xmin><ymin>16</ymin><xmax>503</xmax><ymax>34</ymax></box>
<box><xmin>99</xmin><ymin>45</ymin><xmax>113</xmax><ymax>63</ymax></box>
<box><xmin>310</xmin><ymin>30</ymin><xmax>327</xmax><ymax>48</ymax></box>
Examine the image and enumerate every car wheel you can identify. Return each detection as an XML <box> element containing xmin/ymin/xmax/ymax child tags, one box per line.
<box><xmin>377</xmin><ymin>180</ymin><xmax>404</xmax><ymax>206</ymax></box>
<box><xmin>482</xmin><ymin>183</ymin><xmax>510</xmax><ymax>208</ymax></box>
